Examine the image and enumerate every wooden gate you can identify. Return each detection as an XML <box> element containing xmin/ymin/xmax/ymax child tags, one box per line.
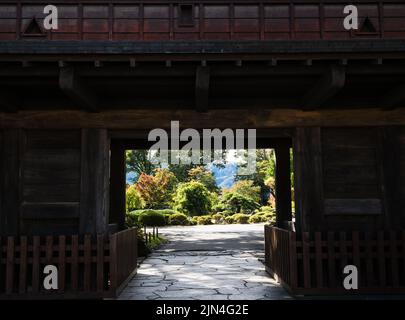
<box><xmin>265</xmin><ymin>225</ymin><xmax>405</xmax><ymax>295</ymax></box>
<box><xmin>0</xmin><ymin>228</ymin><xmax>137</xmax><ymax>299</ymax></box>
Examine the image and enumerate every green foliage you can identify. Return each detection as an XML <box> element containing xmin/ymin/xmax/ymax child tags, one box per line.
<box><xmin>126</xmin><ymin>210</ymin><xmax>143</xmax><ymax>228</ymax></box>
<box><xmin>232</xmin><ymin>213</ymin><xmax>250</xmax><ymax>224</ymax></box>
<box><xmin>187</xmin><ymin>166</ymin><xmax>219</xmax><ymax>192</ymax></box>
<box><xmin>194</xmin><ymin>215</ymin><xmax>213</xmax><ymax>225</ymax></box>
<box><xmin>225</xmin><ymin>180</ymin><xmax>260</xmax><ymax>203</ymax></box>
<box><xmin>138</xmin><ymin>210</ymin><xmax>166</xmax><ymax>227</ymax></box>
<box><xmin>253</xmin><ymin>206</ymin><xmax>276</xmax><ymax>225</ymax></box>
<box><xmin>126</xmin><ymin>185</ymin><xmax>145</xmax><ymax>213</ymax></box>
<box><xmin>220</xmin><ymin>192</ymin><xmax>260</xmax><ymax>214</ymax></box>
<box><xmin>211</xmin><ymin>213</ymin><xmax>224</xmax><ymax>224</ymax></box>
<box><xmin>135</xmin><ymin>168</ymin><xmax>178</xmax><ymax>209</ymax></box>
<box><xmin>248</xmin><ymin>213</ymin><xmax>266</xmax><ymax>224</ymax></box>
<box><xmin>126</xmin><ymin>150</ymin><xmax>157</xmax><ymax>181</ymax></box>
<box><xmin>168</xmin><ymin>213</ymin><xmax>190</xmax><ymax>226</ymax></box>
<box><xmin>225</xmin><ymin>216</ymin><xmax>235</xmax><ymax>224</ymax></box>
<box><xmin>173</xmin><ymin>181</ymin><xmax>212</xmax><ymax>216</ymax></box>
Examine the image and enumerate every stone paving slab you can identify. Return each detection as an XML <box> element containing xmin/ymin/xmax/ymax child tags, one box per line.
<box><xmin>118</xmin><ymin>251</ymin><xmax>292</xmax><ymax>300</ymax></box>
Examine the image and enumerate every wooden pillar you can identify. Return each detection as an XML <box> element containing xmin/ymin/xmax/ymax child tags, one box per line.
<box><xmin>80</xmin><ymin>129</ymin><xmax>109</xmax><ymax>235</ymax></box>
<box><xmin>379</xmin><ymin>126</ymin><xmax>401</xmax><ymax>228</ymax></box>
<box><xmin>293</xmin><ymin>127</ymin><xmax>323</xmax><ymax>233</ymax></box>
<box><xmin>1</xmin><ymin>129</ymin><xmax>21</xmax><ymax>235</ymax></box>
<box><xmin>275</xmin><ymin>144</ymin><xmax>292</xmax><ymax>229</ymax></box>
<box><xmin>109</xmin><ymin>140</ymin><xmax>126</xmax><ymax>230</ymax></box>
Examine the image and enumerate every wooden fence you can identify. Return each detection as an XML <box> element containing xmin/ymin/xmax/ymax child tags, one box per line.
<box><xmin>265</xmin><ymin>225</ymin><xmax>405</xmax><ymax>295</ymax></box>
<box><xmin>0</xmin><ymin>228</ymin><xmax>137</xmax><ymax>299</ymax></box>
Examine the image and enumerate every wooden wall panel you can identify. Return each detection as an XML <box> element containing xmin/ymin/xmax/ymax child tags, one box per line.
<box><xmin>1</xmin><ymin>1</ymin><xmax>405</xmax><ymax>41</ymax></box>
<box><xmin>320</xmin><ymin>127</ymin><xmax>386</xmax><ymax>231</ymax></box>
<box><xmin>20</xmin><ymin>130</ymin><xmax>81</xmax><ymax>235</ymax></box>
<box><xmin>399</xmin><ymin>128</ymin><xmax>405</xmax><ymax>225</ymax></box>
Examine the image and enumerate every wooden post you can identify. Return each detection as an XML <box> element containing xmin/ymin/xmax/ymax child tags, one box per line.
<box><xmin>80</xmin><ymin>129</ymin><xmax>109</xmax><ymax>235</ymax></box>
<box><xmin>109</xmin><ymin>140</ymin><xmax>126</xmax><ymax>230</ymax></box>
<box><xmin>1</xmin><ymin>129</ymin><xmax>21</xmax><ymax>236</ymax></box>
<box><xmin>275</xmin><ymin>144</ymin><xmax>292</xmax><ymax>228</ymax></box>
<box><xmin>293</xmin><ymin>127</ymin><xmax>323</xmax><ymax>233</ymax></box>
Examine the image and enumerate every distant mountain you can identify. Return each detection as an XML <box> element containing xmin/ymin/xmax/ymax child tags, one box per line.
<box><xmin>126</xmin><ymin>162</ymin><xmax>238</xmax><ymax>189</ymax></box>
<box><xmin>208</xmin><ymin>162</ymin><xmax>237</xmax><ymax>189</ymax></box>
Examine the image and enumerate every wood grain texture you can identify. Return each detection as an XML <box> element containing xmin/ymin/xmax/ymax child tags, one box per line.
<box><xmin>1</xmin><ymin>109</ymin><xmax>405</xmax><ymax>129</ymax></box>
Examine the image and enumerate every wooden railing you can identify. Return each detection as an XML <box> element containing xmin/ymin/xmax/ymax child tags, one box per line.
<box><xmin>265</xmin><ymin>225</ymin><xmax>405</xmax><ymax>295</ymax></box>
<box><xmin>0</xmin><ymin>228</ymin><xmax>137</xmax><ymax>298</ymax></box>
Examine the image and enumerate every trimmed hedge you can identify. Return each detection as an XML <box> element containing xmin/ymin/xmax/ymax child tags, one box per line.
<box><xmin>169</xmin><ymin>213</ymin><xmax>189</xmax><ymax>226</ymax></box>
<box><xmin>232</xmin><ymin>213</ymin><xmax>250</xmax><ymax>224</ymax></box>
<box><xmin>138</xmin><ymin>210</ymin><xmax>166</xmax><ymax>226</ymax></box>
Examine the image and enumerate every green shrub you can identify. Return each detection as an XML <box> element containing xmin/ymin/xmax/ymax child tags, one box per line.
<box><xmin>126</xmin><ymin>210</ymin><xmax>143</xmax><ymax>228</ymax></box>
<box><xmin>196</xmin><ymin>215</ymin><xmax>213</xmax><ymax>225</ymax></box>
<box><xmin>169</xmin><ymin>213</ymin><xmax>189</xmax><ymax>226</ymax></box>
<box><xmin>217</xmin><ymin>210</ymin><xmax>233</xmax><ymax>216</ymax></box>
<box><xmin>248</xmin><ymin>213</ymin><xmax>265</xmax><ymax>224</ymax></box>
<box><xmin>211</xmin><ymin>213</ymin><xmax>224</xmax><ymax>224</ymax></box>
<box><xmin>232</xmin><ymin>213</ymin><xmax>250</xmax><ymax>224</ymax></box>
<box><xmin>138</xmin><ymin>210</ymin><xmax>166</xmax><ymax>226</ymax></box>
<box><xmin>225</xmin><ymin>216</ymin><xmax>235</xmax><ymax>224</ymax></box>
<box><xmin>191</xmin><ymin>216</ymin><xmax>200</xmax><ymax>225</ymax></box>
<box><xmin>220</xmin><ymin>192</ymin><xmax>260</xmax><ymax>214</ymax></box>
<box><xmin>173</xmin><ymin>181</ymin><xmax>212</xmax><ymax>216</ymax></box>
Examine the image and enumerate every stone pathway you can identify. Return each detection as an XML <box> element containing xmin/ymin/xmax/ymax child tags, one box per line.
<box><xmin>118</xmin><ymin>225</ymin><xmax>292</xmax><ymax>300</ymax></box>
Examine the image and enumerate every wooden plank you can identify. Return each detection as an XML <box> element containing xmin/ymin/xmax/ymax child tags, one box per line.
<box><xmin>339</xmin><ymin>231</ymin><xmax>347</xmax><ymax>269</ymax></box>
<box><xmin>1</xmin><ymin>109</ymin><xmax>405</xmax><ymax>130</ymax></box>
<box><xmin>294</xmin><ymin>127</ymin><xmax>323</xmax><ymax>232</ymax></box>
<box><xmin>327</xmin><ymin>231</ymin><xmax>336</xmax><ymax>288</ymax></box>
<box><xmin>352</xmin><ymin>231</ymin><xmax>361</xmax><ymax>285</ymax></box>
<box><xmin>289</xmin><ymin>232</ymin><xmax>297</xmax><ymax>289</ymax></box>
<box><xmin>45</xmin><ymin>236</ymin><xmax>53</xmax><ymax>264</ymax></box>
<box><xmin>83</xmin><ymin>234</ymin><xmax>91</xmax><ymax>291</ymax></box>
<box><xmin>96</xmin><ymin>234</ymin><xmax>104</xmax><ymax>293</ymax></box>
<box><xmin>109</xmin><ymin>140</ymin><xmax>126</xmax><ymax>230</ymax></box>
<box><xmin>71</xmin><ymin>235</ymin><xmax>79</xmax><ymax>291</ymax></box>
<box><xmin>377</xmin><ymin>231</ymin><xmax>386</xmax><ymax>286</ymax></box>
<box><xmin>380</xmin><ymin>83</ymin><xmax>405</xmax><ymax>110</ymax></box>
<box><xmin>275</xmin><ymin>144</ymin><xmax>292</xmax><ymax>228</ymax></box>
<box><xmin>32</xmin><ymin>236</ymin><xmax>40</xmax><ymax>293</ymax></box>
<box><xmin>1</xmin><ymin>129</ymin><xmax>21</xmax><ymax>235</ymax></box>
<box><xmin>390</xmin><ymin>231</ymin><xmax>399</xmax><ymax>287</ymax></box>
<box><xmin>324</xmin><ymin>199</ymin><xmax>382</xmax><ymax>215</ymax></box>
<box><xmin>5</xmin><ymin>237</ymin><xmax>14</xmax><ymax>294</ymax></box>
<box><xmin>315</xmin><ymin>232</ymin><xmax>323</xmax><ymax>288</ymax></box>
<box><xmin>302</xmin><ymin>232</ymin><xmax>311</xmax><ymax>289</ymax></box>
<box><xmin>365</xmin><ymin>232</ymin><xmax>374</xmax><ymax>287</ymax></box>
<box><xmin>109</xmin><ymin>233</ymin><xmax>118</xmax><ymax>293</ymax></box>
<box><xmin>18</xmin><ymin>236</ymin><xmax>27</xmax><ymax>294</ymax></box>
<box><xmin>79</xmin><ymin>129</ymin><xmax>109</xmax><ymax>235</ymax></box>
<box><xmin>58</xmin><ymin>235</ymin><xmax>66</xmax><ymax>293</ymax></box>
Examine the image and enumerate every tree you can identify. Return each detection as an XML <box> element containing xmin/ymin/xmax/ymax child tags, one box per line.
<box><xmin>173</xmin><ymin>181</ymin><xmax>212</xmax><ymax>216</ymax></box>
<box><xmin>224</xmin><ymin>180</ymin><xmax>260</xmax><ymax>203</ymax></box>
<box><xmin>126</xmin><ymin>185</ymin><xmax>145</xmax><ymax>212</ymax></box>
<box><xmin>220</xmin><ymin>192</ymin><xmax>260</xmax><ymax>214</ymax></box>
<box><xmin>187</xmin><ymin>166</ymin><xmax>219</xmax><ymax>192</ymax></box>
<box><xmin>126</xmin><ymin>150</ymin><xmax>157</xmax><ymax>182</ymax></box>
<box><xmin>135</xmin><ymin>168</ymin><xmax>178</xmax><ymax>209</ymax></box>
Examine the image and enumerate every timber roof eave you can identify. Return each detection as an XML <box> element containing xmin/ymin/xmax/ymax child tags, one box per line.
<box><xmin>0</xmin><ymin>40</ymin><xmax>405</xmax><ymax>61</ymax></box>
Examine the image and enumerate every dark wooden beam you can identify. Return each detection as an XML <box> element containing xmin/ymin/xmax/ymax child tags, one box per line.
<box><xmin>275</xmin><ymin>144</ymin><xmax>293</xmax><ymax>229</ymax></box>
<box><xmin>109</xmin><ymin>140</ymin><xmax>126</xmax><ymax>231</ymax></box>
<box><xmin>302</xmin><ymin>65</ymin><xmax>345</xmax><ymax>110</ymax></box>
<box><xmin>0</xmin><ymin>91</ymin><xmax>18</xmax><ymax>113</ymax></box>
<box><xmin>59</xmin><ymin>67</ymin><xmax>98</xmax><ymax>112</ymax></box>
<box><xmin>380</xmin><ymin>83</ymin><xmax>405</xmax><ymax>110</ymax></box>
<box><xmin>195</xmin><ymin>66</ymin><xmax>210</xmax><ymax>113</ymax></box>
<box><xmin>80</xmin><ymin>129</ymin><xmax>109</xmax><ymax>235</ymax></box>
